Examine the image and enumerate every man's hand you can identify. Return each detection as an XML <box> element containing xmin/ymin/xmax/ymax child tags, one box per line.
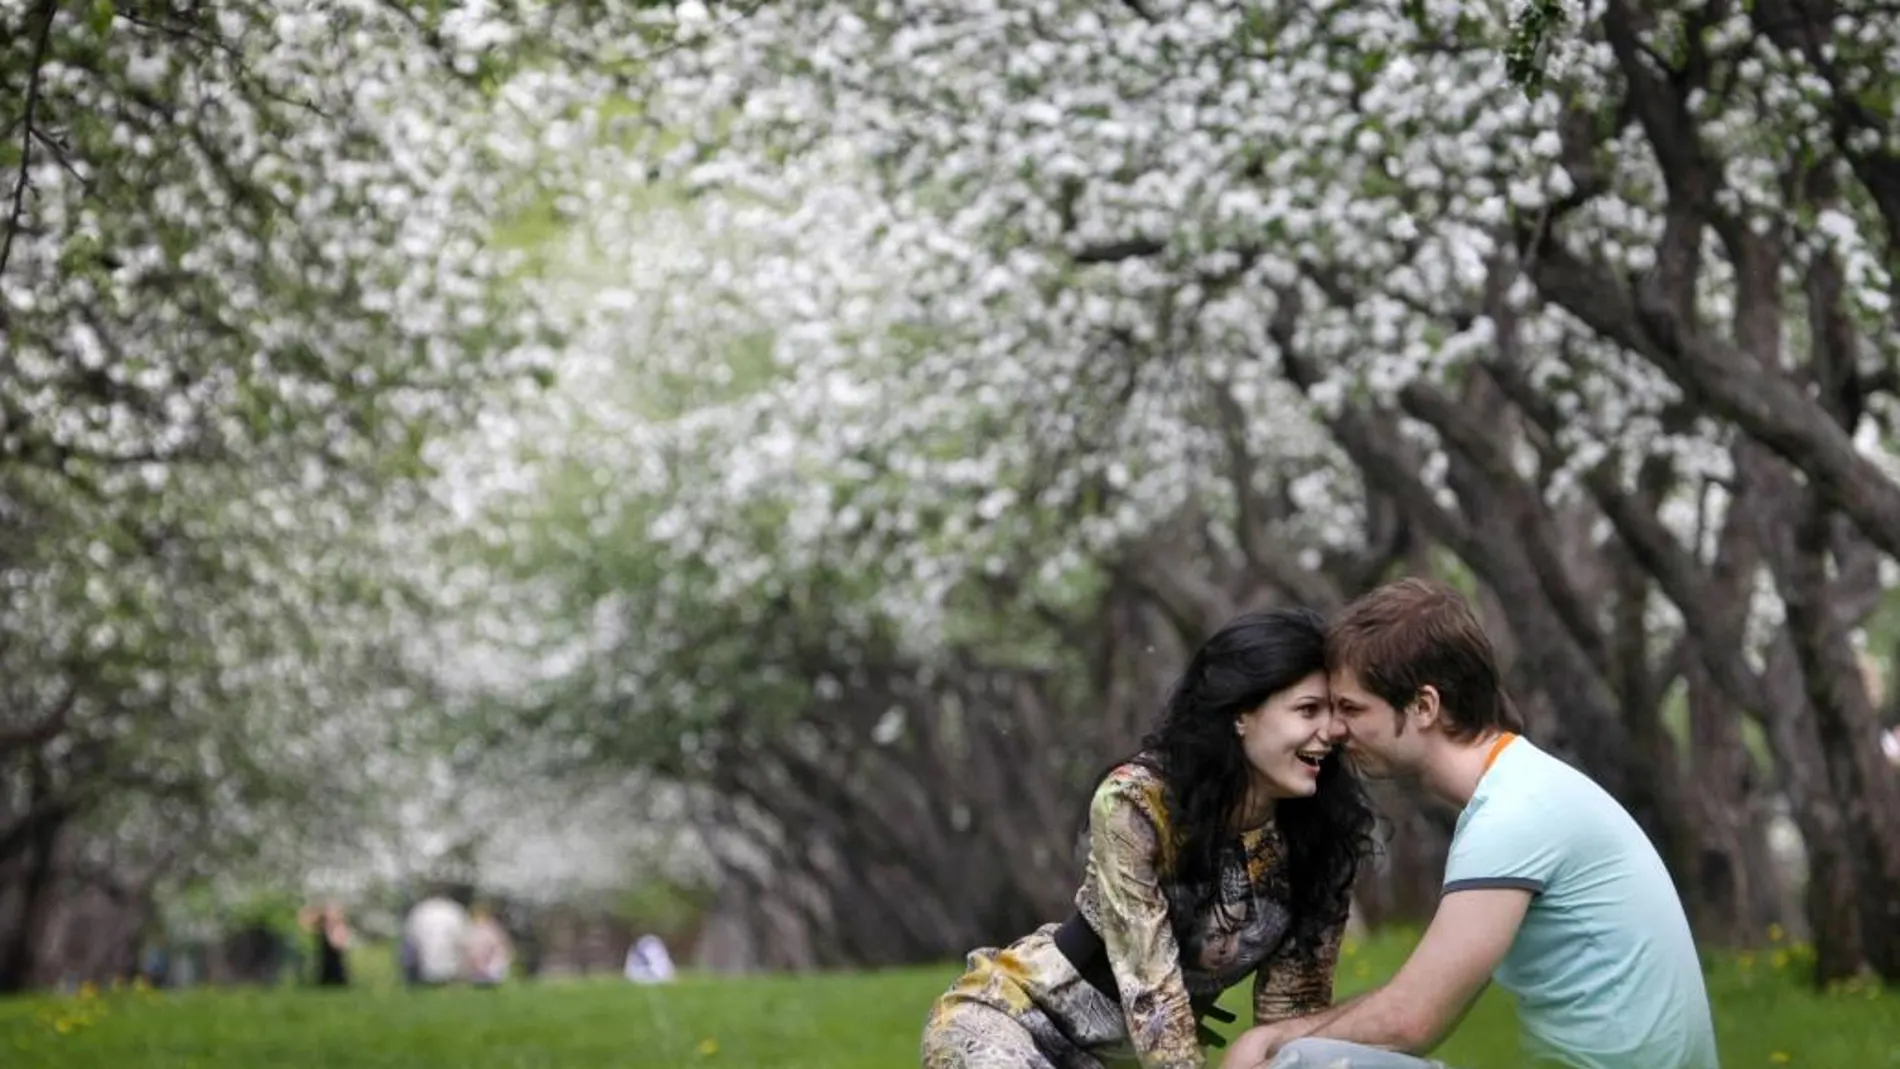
<box><xmin>1218</xmin><ymin>1022</ymin><xmax>1298</xmax><ymax>1069</ymax></box>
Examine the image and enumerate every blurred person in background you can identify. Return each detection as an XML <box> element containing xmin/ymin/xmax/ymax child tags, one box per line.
<box><xmin>402</xmin><ymin>894</ymin><xmax>470</xmax><ymax>987</ymax></box>
<box><xmin>625</xmin><ymin>934</ymin><xmax>677</xmax><ymax>984</ymax></box>
<box><xmin>462</xmin><ymin>903</ymin><xmax>515</xmax><ymax>987</ymax></box>
<box><xmin>297</xmin><ymin>902</ymin><xmax>352</xmax><ymax>988</ymax></box>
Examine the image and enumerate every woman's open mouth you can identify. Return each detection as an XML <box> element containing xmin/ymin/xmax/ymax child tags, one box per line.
<box><xmin>1295</xmin><ymin>749</ymin><xmax>1328</xmax><ymax>770</ymax></box>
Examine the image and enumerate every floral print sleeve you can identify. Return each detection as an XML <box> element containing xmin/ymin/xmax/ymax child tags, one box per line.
<box><xmin>1082</xmin><ymin>769</ymin><xmax>1205</xmax><ymax>1069</ymax></box>
<box><xmin>1252</xmin><ymin>910</ymin><xmax>1344</xmax><ymax>1024</ymax></box>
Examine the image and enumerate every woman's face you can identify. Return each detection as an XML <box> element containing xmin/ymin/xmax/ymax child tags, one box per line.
<box><xmin>1236</xmin><ymin>670</ymin><xmax>1337</xmax><ymax>800</ymax></box>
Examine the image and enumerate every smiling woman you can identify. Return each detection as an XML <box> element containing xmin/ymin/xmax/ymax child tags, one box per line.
<box><xmin>1237</xmin><ymin>672</ymin><xmax>1338</xmax><ymax>803</ymax></box>
<box><xmin>918</xmin><ymin>607</ymin><xmax>1378</xmax><ymax>1069</ymax></box>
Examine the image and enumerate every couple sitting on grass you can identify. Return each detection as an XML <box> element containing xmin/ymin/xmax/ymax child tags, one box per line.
<box><xmin>920</xmin><ymin>578</ymin><xmax>1720</xmax><ymax>1069</ymax></box>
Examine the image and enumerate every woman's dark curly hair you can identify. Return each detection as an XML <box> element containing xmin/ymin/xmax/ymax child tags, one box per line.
<box><xmin>1092</xmin><ymin>606</ymin><xmax>1378</xmax><ymax>951</ymax></box>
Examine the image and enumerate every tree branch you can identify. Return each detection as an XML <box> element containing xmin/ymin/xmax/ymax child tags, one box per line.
<box><xmin>1397</xmin><ymin>376</ymin><xmax>1613</xmax><ymax>681</ymax></box>
<box><xmin>1749</xmin><ymin>0</ymin><xmax>1900</xmax><ymax>261</ymax></box>
<box><xmin>1072</xmin><ymin>236</ymin><xmax>1167</xmax><ymax>264</ymax></box>
<box><xmin>0</xmin><ymin>0</ymin><xmax>60</xmax><ymax>283</ymax></box>
<box><xmin>0</xmin><ymin>683</ymin><xmax>77</xmax><ymax>756</ymax></box>
<box><xmin>1524</xmin><ymin>231</ymin><xmax>1900</xmax><ymax>561</ymax></box>
<box><xmin>1207</xmin><ymin>381</ymin><xmax>1345</xmax><ymax>611</ymax></box>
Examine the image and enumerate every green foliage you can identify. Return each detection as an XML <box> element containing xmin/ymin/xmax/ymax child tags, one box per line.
<box><xmin>1505</xmin><ymin>0</ymin><xmax>1570</xmax><ymax>99</ymax></box>
<box><xmin>1858</xmin><ymin>586</ymin><xmax>1900</xmax><ymax>690</ymax></box>
<box><xmin>612</xmin><ymin>879</ymin><xmax>714</xmax><ymax>945</ymax></box>
<box><xmin>0</xmin><ymin>931</ymin><xmax>1890</xmax><ymax>1067</ymax></box>
<box><xmin>164</xmin><ymin>884</ymin><xmax>306</xmax><ymax>947</ymax></box>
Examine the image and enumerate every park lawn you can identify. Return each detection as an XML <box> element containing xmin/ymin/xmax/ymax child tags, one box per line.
<box><xmin>0</xmin><ymin>929</ymin><xmax>1893</xmax><ymax>1069</ymax></box>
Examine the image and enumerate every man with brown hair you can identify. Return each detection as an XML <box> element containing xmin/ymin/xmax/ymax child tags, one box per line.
<box><xmin>1223</xmin><ymin>578</ymin><xmax>1719</xmax><ymax>1069</ymax></box>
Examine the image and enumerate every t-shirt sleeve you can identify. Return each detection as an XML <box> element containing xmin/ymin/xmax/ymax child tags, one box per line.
<box><xmin>1442</xmin><ymin>795</ymin><xmax>1563</xmax><ymax>895</ymax></box>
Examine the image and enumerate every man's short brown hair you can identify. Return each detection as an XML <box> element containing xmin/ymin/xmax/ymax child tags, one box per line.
<box><xmin>1325</xmin><ymin>577</ymin><xmax>1523</xmax><ymax>740</ymax></box>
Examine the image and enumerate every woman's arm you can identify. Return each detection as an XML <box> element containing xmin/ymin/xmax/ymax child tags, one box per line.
<box><xmin>1087</xmin><ymin>773</ymin><xmax>1205</xmax><ymax>1069</ymax></box>
<box><xmin>1251</xmin><ymin>912</ymin><xmax>1343</xmax><ymax>1025</ymax></box>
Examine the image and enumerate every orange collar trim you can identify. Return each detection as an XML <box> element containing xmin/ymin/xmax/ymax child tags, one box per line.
<box><xmin>1481</xmin><ymin>731</ymin><xmax>1519</xmax><ymax>776</ymax></box>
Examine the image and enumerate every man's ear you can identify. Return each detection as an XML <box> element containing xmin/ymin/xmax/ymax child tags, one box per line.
<box><xmin>1412</xmin><ymin>684</ymin><xmax>1443</xmax><ymax>729</ymax></box>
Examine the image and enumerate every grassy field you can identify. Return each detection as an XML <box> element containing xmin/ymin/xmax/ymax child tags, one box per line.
<box><xmin>0</xmin><ymin>929</ymin><xmax>1893</xmax><ymax>1068</ymax></box>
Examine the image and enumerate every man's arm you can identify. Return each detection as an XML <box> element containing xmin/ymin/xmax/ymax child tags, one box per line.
<box><xmin>1223</xmin><ymin>888</ymin><xmax>1531</xmax><ymax>1065</ymax></box>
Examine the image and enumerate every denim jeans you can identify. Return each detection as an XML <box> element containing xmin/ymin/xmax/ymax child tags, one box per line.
<box><xmin>1266</xmin><ymin>1038</ymin><xmax>1452</xmax><ymax>1069</ymax></box>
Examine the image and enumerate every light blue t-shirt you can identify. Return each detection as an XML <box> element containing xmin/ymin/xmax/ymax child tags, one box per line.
<box><xmin>1444</xmin><ymin>737</ymin><xmax>1720</xmax><ymax>1069</ymax></box>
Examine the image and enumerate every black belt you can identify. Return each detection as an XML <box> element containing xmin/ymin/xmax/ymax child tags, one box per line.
<box><xmin>1054</xmin><ymin>911</ymin><xmax>1122</xmax><ymax>1000</ymax></box>
<box><xmin>1052</xmin><ymin>912</ymin><xmax>1236</xmax><ymax>1047</ymax></box>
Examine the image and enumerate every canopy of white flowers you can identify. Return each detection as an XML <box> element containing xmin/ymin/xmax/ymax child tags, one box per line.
<box><xmin>9</xmin><ymin>0</ymin><xmax>1900</xmax><ymax>978</ymax></box>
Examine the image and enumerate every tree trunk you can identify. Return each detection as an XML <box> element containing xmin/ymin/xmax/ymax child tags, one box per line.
<box><xmin>0</xmin><ymin>811</ymin><xmax>61</xmax><ymax>993</ymax></box>
<box><xmin>1607</xmin><ymin>542</ymin><xmax>1701</xmax><ymax>902</ymax></box>
<box><xmin>1770</xmin><ymin>504</ymin><xmax>1900</xmax><ymax>979</ymax></box>
<box><xmin>1757</xmin><ymin>634</ymin><xmax>1873</xmax><ymax>981</ymax></box>
<box><xmin>1681</xmin><ymin>662</ymin><xmax>1777</xmax><ymax>945</ymax></box>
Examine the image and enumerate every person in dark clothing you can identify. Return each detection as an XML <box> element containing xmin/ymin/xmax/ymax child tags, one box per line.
<box><xmin>301</xmin><ymin>902</ymin><xmax>352</xmax><ymax>988</ymax></box>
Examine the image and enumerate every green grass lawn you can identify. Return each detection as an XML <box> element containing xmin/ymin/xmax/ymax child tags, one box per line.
<box><xmin>0</xmin><ymin>930</ymin><xmax>1893</xmax><ymax>1068</ymax></box>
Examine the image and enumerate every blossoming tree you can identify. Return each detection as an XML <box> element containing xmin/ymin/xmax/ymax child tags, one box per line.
<box><xmin>507</xmin><ymin>0</ymin><xmax>1900</xmax><ymax>979</ymax></box>
<box><xmin>0</xmin><ymin>0</ymin><xmax>682</xmax><ymax>987</ymax></box>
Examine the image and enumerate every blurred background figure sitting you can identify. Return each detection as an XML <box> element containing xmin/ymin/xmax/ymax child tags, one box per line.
<box><xmin>297</xmin><ymin>902</ymin><xmax>352</xmax><ymax>989</ymax></box>
<box><xmin>402</xmin><ymin>894</ymin><xmax>470</xmax><ymax>987</ymax></box>
<box><xmin>462</xmin><ymin>903</ymin><xmax>515</xmax><ymax>987</ymax></box>
<box><xmin>623</xmin><ymin>933</ymin><xmax>676</xmax><ymax>984</ymax></box>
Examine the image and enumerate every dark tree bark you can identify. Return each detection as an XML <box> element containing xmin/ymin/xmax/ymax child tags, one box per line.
<box><xmin>0</xmin><ymin>797</ymin><xmax>63</xmax><ymax>993</ymax></box>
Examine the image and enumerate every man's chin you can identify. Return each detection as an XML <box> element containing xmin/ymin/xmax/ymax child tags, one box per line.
<box><xmin>1345</xmin><ymin>752</ymin><xmax>1392</xmax><ymax>779</ymax></box>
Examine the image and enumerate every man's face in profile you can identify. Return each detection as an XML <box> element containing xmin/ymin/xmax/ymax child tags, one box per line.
<box><xmin>1328</xmin><ymin>666</ymin><xmax>1406</xmax><ymax>779</ymax></box>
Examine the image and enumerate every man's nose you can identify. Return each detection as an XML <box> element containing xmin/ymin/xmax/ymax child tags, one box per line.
<box><xmin>1324</xmin><ymin>714</ymin><xmax>1351</xmax><ymax>741</ymax></box>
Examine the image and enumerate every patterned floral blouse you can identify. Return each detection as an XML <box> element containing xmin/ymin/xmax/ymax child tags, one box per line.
<box><xmin>922</xmin><ymin>760</ymin><xmax>1346</xmax><ymax>1069</ymax></box>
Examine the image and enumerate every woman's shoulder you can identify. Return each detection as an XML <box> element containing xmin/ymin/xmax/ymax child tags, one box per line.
<box><xmin>1084</xmin><ymin>757</ymin><xmax>1179</xmax><ymax>869</ymax></box>
<box><xmin>1089</xmin><ymin>757</ymin><xmax>1172</xmax><ymax>821</ymax></box>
